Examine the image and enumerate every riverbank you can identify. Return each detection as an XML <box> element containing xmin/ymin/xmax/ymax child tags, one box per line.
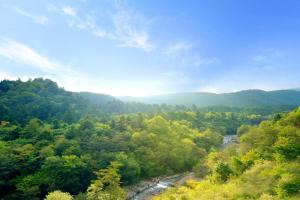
<box><xmin>125</xmin><ymin>135</ymin><xmax>238</xmax><ymax>199</ymax></box>
<box><xmin>125</xmin><ymin>172</ymin><xmax>197</xmax><ymax>200</ymax></box>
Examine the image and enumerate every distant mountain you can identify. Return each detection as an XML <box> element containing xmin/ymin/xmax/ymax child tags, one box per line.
<box><xmin>0</xmin><ymin>78</ymin><xmax>97</xmax><ymax>124</ymax></box>
<box><xmin>291</xmin><ymin>88</ymin><xmax>300</xmax><ymax>91</ymax></box>
<box><xmin>0</xmin><ymin>79</ymin><xmax>167</xmax><ymax>124</ymax></box>
<box><xmin>79</xmin><ymin>92</ymin><xmax>116</xmax><ymax>106</ymax></box>
<box><xmin>118</xmin><ymin>89</ymin><xmax>300</xmax><ymax>107</ymax></box>
<box><xmin>1</xmin><ymin>79</ymin><xmax>300</xmax><ymax>124</ymax></box>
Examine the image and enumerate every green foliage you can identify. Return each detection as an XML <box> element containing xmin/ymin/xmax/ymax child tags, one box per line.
<box><xmin>41</xmin><ymin>155</ymin><xmax>93</xmax><ymax>194</ymax></box>
<box><xmin>0</xmin><ymin>105</ymin><xmax>224</xmax><ymax>198</ymax></box>
<box><xmin>155</xmin><ymin>106</ymin><xmax>300</xmax><ymax>200</ymax></box>
<box><xmin>45</xmin><ymin>191</ymin><xmax>73</xmax><ymax>200</ymax></box>
<box><xmin>16</xmin><ymin>172</ymin><xmax>45</xmax><ymax>199</ymax></box>
<box><xmin>0</xmin><ymin>79</ymin><xmax>298</xmax><ymax>199</ymax></box>
<box><xmin>274</xmin><ymin>126</ymin><xmax>300</xmax><ymax>160</ymax></box>
<box><xmin>115</xmin><ymin>153</ymin><xmax>141</xmax><ymax>185</ymax></box>
<box><xmin>213</xmin><ymin>162</ymin><xmax>233</xmax><ymax>183</ymax></box>
<box><xmin>87</xmin><ymin>162</ymin><xmax>126</xmax><ymax>200</ymax></box>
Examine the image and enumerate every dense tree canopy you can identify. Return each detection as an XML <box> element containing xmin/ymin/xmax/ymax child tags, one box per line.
<box><xmin>0</xmin><ymin>79</ymin><xmax>298</xmax><ymax>199</ymax></box>
<box><xmin>155</xmin><ymin>107</ymin><xmax>300</xmax><ymax>200</ymax></box>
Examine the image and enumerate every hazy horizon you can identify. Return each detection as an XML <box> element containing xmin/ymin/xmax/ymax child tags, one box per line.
<box><xmin>1</xmin><ymin>0</ymin><xmax>300</xmax><ymax>96</ymax></box>
<box><xmin>3</xmin><ymin>77</ymin><xmax>300</xmax><ymax>98</ymax></box>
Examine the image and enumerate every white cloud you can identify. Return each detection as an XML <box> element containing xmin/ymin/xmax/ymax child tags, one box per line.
<box><xmin>0</xmin><ymin>38</ymin><xmax>80</xmax><ymax>84</ymax></box>
<box><xmin>11</xmin><ymin>6</ymin><xmax>48</xmax><ymax>25</ymax></box>
<box><xmin>0</xmin><ymin>39</ymin><xmax>165</xmax><ymax>96</ymax></box>
<box><xmin>161</xmin><ymin>70</ymin><xmax>176</xmax><ymax>77</ymax></box>
<box><xmin>110</xmin><ymin>4</ymin><xmax>154</xmax><ymax>51</ymax></box>
<box><xmin>252</xmin><ymin>49</ymin><xmax>284</xmax><ymax>72</ymax></box>
<box><xmin>0</xmin><ymin>38</ymin><xmax>89</xmax><ymax>92</ymax></box>
<box><xmin>253</xmin><ymin>55</ymin><xmax>265</xmax><ymax>62</ymax></box>
<box><xmin>252</xmin><ymin>49</ymin><xmax>284</xmax><ymax>62</ymax></box>
<box><xmin>178</xmin><ymin>54</ymin><xmax>219</xmax><ymax>68</ymax></box>
<box><xmin>253</xmin><ymin>65</ymin><xmax>275</xmax><ymax>71</ymax></box>
<box><xmin>52</xmin><ymin>4</ymin><xmax>108</xmax><ymax>38</ymax></box>
<box><xmin>192</xmin><ymin>56</ymin><xmax>220</xmax><ymax>67</ymax></box>
<box><xmin>85</xmin><ymin>15</ymin><xmax>107</xmax><ymax>37</ymax></box>
<box><xmin>12</xmin><ymin>2</ymin><xmax>154</xmax><ymax>51</ymax></box>
<box><xmin>163</xmin><ymin>42</ymin><xmax>192</xmax><ymax>55</ymax></box>
<box><xmin>50</xmin><ymin>2</ymin><xmax>154</xmax><ymax>51</ymax></box>
<box><xmin>62</xmin><ymin>6</ymin><xmax>77</xmax><ymax>17</ymax></box>
<box><xmin>163</xmin><ymin>41</ymin><xmax>219</xmax><ymax>68</ymax></box>
<box><xmin>0</xmin><ymin>39</ymin><xmax>60</xmax><ymax>72</ymax></box>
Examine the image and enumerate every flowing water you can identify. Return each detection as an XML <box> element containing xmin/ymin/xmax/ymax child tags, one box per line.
<box><xmin>222</xmin><ymin>134</ymin><xmax>238</xmax><ymax>146</ymax></box>
<box><xmin>129</xmin><ymin>174</ymin><xmax>190</xmax><ymax>200</ymax></box>
<box><xmin>129</xmin><ymin>135</ymin><xmax>238</xmax><ymax>200</ymax></box>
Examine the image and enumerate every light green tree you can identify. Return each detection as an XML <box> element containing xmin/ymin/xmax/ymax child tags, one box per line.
<box><xmin>44</xmin><ymin>191</ymin><xmax>73</xmax><ymax>200</ymax></box>
<box><xmin>87</xmin><ymin>162</ymin><xmax>126</xmax><ymax>200</ymax></box>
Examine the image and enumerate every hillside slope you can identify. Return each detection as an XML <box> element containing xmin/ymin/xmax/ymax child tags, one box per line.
<box><xmin>0</xmin><ymin>79</ymin><xmax>119</xmax><ymax>124</ymax></box>
<box><xmin>154</xmin><ymin>106</ymin><xmax>300</xmax><ymax>200</ymax></box>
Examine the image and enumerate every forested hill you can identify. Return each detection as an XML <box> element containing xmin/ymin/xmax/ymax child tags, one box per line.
<box><xmin>1</xmin><ymin>78</ymin><xmax>299</xmax><ymax>125</ymax></box>
<box><xmin>155</xmin><ymin>106</ymin><xmax>300</xmax><ymax>200</ymax></box>
<box><xmin>78</xmin><ymin>92</ymin><xmax>116</xmax><ymax>106</ymax></box>
<box><xmin>0</xmin><ymin>78</ymin><xmax>299</xmax><ymax>199</ymax></box>
<box><xmin>119</xmin><ymin>89</ymin><xmax>300</xmax><ymax>107</ymax></box>
<box><xmin>0</xmin><ymin>79</ymin><xmax>178</xmax><ymax>124</ymax></box>
<box><xmin>0</xmin><ymin>78</ymin><xmax>109</xmax><ymax>124</ymax></box>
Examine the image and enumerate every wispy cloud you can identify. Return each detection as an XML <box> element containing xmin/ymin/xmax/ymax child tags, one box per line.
<box><xmin>163</xmin><ymin>41</ymin><xmax>219</xmax><ymax>68</ymax></box>
<box><xmin>191</xmin><ymin>56</ymin><xmax>220</xmax><ymax>67</ymax></box>
<box><xmin>0</xmin><ymin>39</ymin><xmax>60</xmax><ymax>72</ymax></box>
<box><xmin>0</xmin><ymin>38</ymin><xmax>80</xmax><ymax>84</ymax></box>
<box><xmin>110</xmin><ymin>3</ymin><xmax>154</xmax><ymax>51</ymax></box>
<box><xmin>0</xmin><ymin>39</ymin><xmax>162</xmax><ymax>96</ymax></box>
<box><xmin>252</xmin><ymin>49</ymin><xmax>284</xmax><ymax>62</ymax></box>
<box><xmin>61</xmin><ymin>6</ymin><xmax>77</xmax><ymax>17</ymax></box>
<box><xmin>253</xmin><ymin>55</ymin><xmax>266</xmax><ymax>62</ymax></box>
<box><xmin>67</xmin><ymin>14</ymin><xmax>107</xmax><ymax>37</ymax></box>
<box><xmin>252</xmin><ymin>49</ymin><xmax>284</xmax><ymax>71</ymax></box>
<box><xmin>163</xmin><ymin>42</ymin><xmax>192</xmax><ymax>55</ymax></box>
<box><xmin>50</xmin><ymin>2</ymin><xmax>154</xmax><ymax>51</ymax></box>
<box><xmin>11</xmin><ymin>6</ymin><xmax>48</xmax><ymax>25</ymax></box>
<box><xmin>0</xmin><ymin>38</ymin><xmax>89</xmax><ymax>92</ymax></box>
<box><xmin>48</xmin><ymin>3</ymin><xmax>108</xmax><ymax>37</ymax></box>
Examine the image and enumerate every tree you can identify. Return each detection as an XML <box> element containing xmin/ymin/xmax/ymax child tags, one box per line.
<box><xmin>115</xmin><ymin>153</ymin><xmax>141</xmax><ymax>185</ymax></box>
<box><xmin>87</xmin><ymin>162</ymin><xmax>126</xmax><ymax>200</ymax></box>
<box><xmin>274</xmin><ymin>126</ymin><xmax>300</xmax><ymax>160</ymax></box>
<box><xmin>16</xmin><ymin>172</ymin><xmax>45</xmax><ymax>200</ymax></box>
<box><xmin>45</xmin><ymin>191</ymin><xmax>73</xmax><ymax>200</ymax></box>
<box><xmin>213</xmin><ymin>162</ymin><xmax>233</xmax><ymax>183</ymax></box>
<box><xmin>42</xmin><ymin>155</ymin><xmax>92</xmax><ymax>194</ymax></box>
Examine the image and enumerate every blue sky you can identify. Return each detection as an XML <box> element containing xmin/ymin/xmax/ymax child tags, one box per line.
<box><xmin>0</xmin><ymin>0</ymin><xmax>300</xmax><ymax>96</ymax></box>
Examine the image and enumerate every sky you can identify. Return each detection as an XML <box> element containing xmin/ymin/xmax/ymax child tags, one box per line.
<box><xmin>0</xmin><ymin>0</ymin><xmax>300</xmax><ymax>96</ymax></box>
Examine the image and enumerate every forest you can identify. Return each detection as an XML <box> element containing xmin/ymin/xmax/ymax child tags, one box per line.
<box><xmin>0</xmin><ymin>79</ymin><xmax>299</xmax><ymax>200</ymax></box>
<box><xmin>155</xmin><ymin>106</ymin><xmax>300</xmax><ymax>199</ymax></box>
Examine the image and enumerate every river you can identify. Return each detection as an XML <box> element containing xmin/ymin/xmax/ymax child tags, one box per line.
<box><xmin>127</xmin><ymin>173</ymin><xmax>195</xmax><ymax>200</ymax></box>
<box><xmin>128</xmin><ymin>135</ymin><xmax>238</xmax><ymax>199</ymax></box>
<box><xmin>222</xmin><ymin>134</ymin><xmax>238</xmax><ymax>146</ymax></box>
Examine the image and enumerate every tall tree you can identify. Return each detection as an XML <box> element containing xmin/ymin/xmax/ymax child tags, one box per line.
<box><xmin>87</xmin><ymin>162</ymin><xmax>126</xmax><ymax>200</ymax></box>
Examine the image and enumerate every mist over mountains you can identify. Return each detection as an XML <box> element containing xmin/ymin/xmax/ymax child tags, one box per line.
<box><xmin>91</xmin><ymin>89</ymin><xmax>300</xmax><ymax>108</ymax></box>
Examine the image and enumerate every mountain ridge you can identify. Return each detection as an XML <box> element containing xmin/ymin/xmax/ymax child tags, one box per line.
<box><xmin>117</xmin><ymin>89</ymin><xmax>300</xmax><ymax>107</ymax></box>
<box><xmin>1</xmin><ymin>78</ymin><xmax>300</xmax><ymax>110</ymax></box>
